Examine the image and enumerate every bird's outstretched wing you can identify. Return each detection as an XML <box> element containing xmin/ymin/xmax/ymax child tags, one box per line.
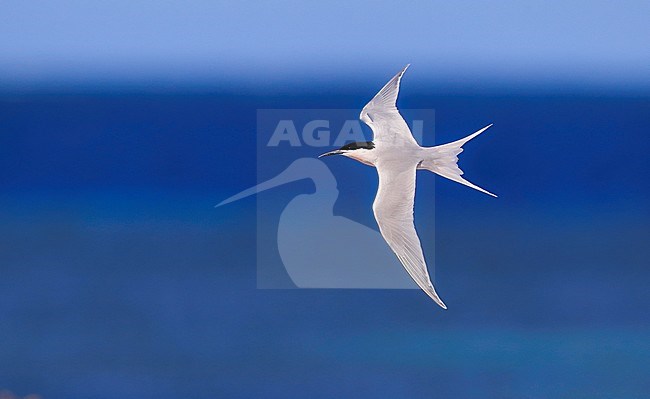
<box><xmin>372</xmin><ymin>161</ymin><xmax>447</xmax><ymax>309</ymax></box>
<box><xmin>360</xmin><ymin>64</ymin><xmax>418</xmax><ymax>146</ymax></box>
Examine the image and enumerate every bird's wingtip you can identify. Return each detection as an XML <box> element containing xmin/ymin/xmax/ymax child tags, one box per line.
<box><xmin>428</xmin><ymin>289</ymin><xmax>448</xmax><ymax>309</ymax></box>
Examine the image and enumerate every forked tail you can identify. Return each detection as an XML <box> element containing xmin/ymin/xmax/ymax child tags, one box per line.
<box><xmin>419</xmin><ymin>124</ymin><xmax>497</xmax><ymax>197</ymax></box>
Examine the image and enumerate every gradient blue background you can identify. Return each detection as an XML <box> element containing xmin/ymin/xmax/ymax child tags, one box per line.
<box><xmin>1</xmin><ymin>2</ymin><xmax>649</xmax><ymax>398</ymax></box>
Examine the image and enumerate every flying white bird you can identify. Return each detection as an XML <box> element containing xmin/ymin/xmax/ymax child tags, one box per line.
<box><xmin>319</xmin><ymin>64</ymin><xmax>496</xmax><ymax>309</ymax></box>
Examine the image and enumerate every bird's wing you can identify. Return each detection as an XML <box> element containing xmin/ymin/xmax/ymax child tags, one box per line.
<box><xmin>372</xmin><ymin>161</ymin><xmax>447</xmax><ymax>309</ymax></box>
<box><xmin>360</xmin><ymin>64</ymin><xmax>418</xmax><ymax>146</ymax></box>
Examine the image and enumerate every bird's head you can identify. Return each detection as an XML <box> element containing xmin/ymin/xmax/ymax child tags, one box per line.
<box><xmin>318</xmin><ymin>141</ymin><xmax>376</xmax><ymax>165</ymax></box>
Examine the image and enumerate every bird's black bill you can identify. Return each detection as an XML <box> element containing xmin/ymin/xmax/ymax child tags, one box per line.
<box><xmin>318</xmin><ymin>150</ymin><xmax>343</xmax><ymax>158</ymax></box>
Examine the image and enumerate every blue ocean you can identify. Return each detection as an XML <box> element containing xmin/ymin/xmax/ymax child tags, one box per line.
<box><xmin>0</xmin><ymin>88</ymin><xmax>648</xmax><ymax>398</ymax></box>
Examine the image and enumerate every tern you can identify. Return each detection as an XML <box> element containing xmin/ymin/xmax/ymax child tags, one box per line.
<box><xmin>319</xmin><ymin>65</ymin><xmax>496</xmax><ymax>309</ymax></box>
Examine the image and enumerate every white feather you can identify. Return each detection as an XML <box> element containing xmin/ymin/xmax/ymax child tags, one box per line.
<box><xmin>373</xmin><ymin>162</ymin><xmax>447</xmax><ymax>309</ymax></box>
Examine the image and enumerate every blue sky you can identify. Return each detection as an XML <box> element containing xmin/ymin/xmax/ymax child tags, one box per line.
<box><xmin>1</xmin><ymin>0</ymin><xmax>649</xmax><ymax>89</ymax></box>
